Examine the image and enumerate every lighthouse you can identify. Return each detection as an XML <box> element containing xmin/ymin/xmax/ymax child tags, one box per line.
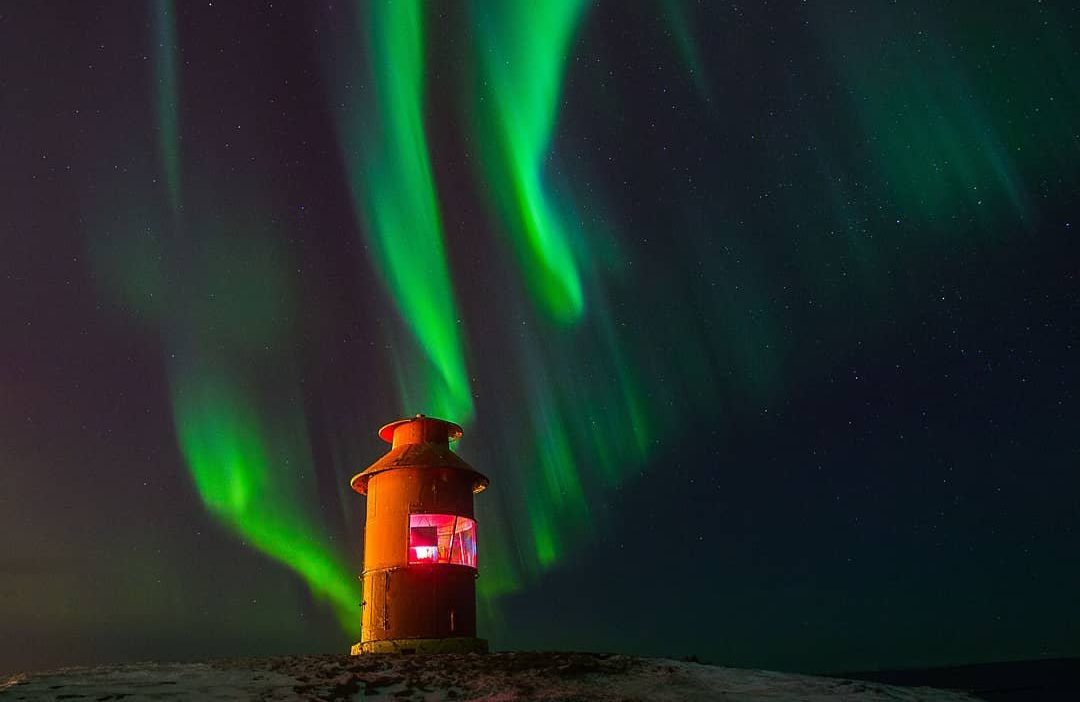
<box><xmin>350</xmin><ymin>415</ymin><xmax>489</xmax><ymax>655</ymax></box>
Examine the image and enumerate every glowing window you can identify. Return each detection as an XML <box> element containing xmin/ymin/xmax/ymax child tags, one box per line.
<box><xmin>408</xmin><ymin>514</ymin><xmax>477</xmax><ymax>568</ymax></box>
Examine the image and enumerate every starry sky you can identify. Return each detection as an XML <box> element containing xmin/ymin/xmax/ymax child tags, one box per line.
<box><xmin>2</xmin><ymin>0</ymin><xmax>1078</xmax><ymax>675</ymax></box>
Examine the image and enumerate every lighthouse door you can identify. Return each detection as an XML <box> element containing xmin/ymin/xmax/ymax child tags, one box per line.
<box><xmin>378</xmin><ymin>571</ymin><xmax>390</xmax><ymax>631</ymax></box>
<box><xmin>364</xmin><ymin>571</ymin><xmax>390</xmax><ymax>635</ymax></box>
<box><xmin>363</xmin><ymin>573</ymin><xmax>375</xmax><ymax>634</ymax></box>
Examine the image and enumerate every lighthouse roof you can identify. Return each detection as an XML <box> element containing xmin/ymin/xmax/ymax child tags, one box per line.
<box><xmin>378</xmin><ymin>416</ymin><xmax>463</xmax><ymax>443</ymax></box>
<box><xmin>349</xmin><ymin>415</ymin><xmax>489</xmax><ymax>495</ymax></box>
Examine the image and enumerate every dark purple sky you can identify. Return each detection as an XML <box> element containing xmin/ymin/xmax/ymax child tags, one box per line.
<box><xmin>2</xmin><ymin>1</ymin><xmax>1078</xmax><ymax>674</ymax></box>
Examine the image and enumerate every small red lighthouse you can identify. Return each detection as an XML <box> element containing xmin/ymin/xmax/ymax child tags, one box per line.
<box><xmin>350</xmin><ymin>415</ymin><xmax>489</xmax><ymax>654</ymax></box>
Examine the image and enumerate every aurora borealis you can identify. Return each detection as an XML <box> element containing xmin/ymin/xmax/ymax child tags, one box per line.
<box><xmin>333</xmin><ymin>0</ymin><xmax>473</xmax><ymax>425</ymax></box>
<box><xmin>3</xmin><ymin>0</ymin><xmax>1080</xmax><ymax>677</ymax></box>
<box><xmin>468</xmin><ymin>0</ymin><xmax>589</xmax><ymax>322</ymax></box>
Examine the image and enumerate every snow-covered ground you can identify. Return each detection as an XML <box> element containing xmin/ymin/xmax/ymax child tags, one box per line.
<box><xmin>0</xmin><ymin>651</ymin><xmax>982</xmax><ymax>701</ymax></box>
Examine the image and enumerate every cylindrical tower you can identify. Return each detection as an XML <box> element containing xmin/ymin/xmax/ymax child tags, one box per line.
<box><xmin>349</xmin><ymin>415</ymin><xmax>489</xmax><ymax>655</ymax></box>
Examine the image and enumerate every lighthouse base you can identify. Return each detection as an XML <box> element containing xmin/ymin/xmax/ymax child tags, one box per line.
<box><xmin>350</xmin><ymin>637</ymin><xmax>488</xmax><ymax>656</ymax></box>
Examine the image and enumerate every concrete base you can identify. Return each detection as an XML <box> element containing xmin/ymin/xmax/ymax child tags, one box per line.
<box><xmin>350</xmin><ymin>637</ymin><xmax>488</xmax><ymax>656</ymax></box>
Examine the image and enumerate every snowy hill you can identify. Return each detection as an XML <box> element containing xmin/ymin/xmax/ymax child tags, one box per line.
<box><xmin>0</xmin><ymin>651</ymin><xmax>982</xmax><ymax>701</ymax></box>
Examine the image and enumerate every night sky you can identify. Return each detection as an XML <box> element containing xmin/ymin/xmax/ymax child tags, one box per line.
<box><xmin>2</xmin><ymin>0</ymin><xmax>1079</xmax><ymax>676</ymax></box>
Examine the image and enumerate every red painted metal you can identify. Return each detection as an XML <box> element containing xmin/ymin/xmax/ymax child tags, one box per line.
<box><xmin>351</xmin><ymin>415</ymin><xmax>489</xmax><ymax>650</ymax></box>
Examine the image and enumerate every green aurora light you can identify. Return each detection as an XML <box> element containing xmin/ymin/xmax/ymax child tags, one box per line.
<box><xmin>321</xmin><ymin>1</ymin><xmax>667</xmax><ymax>599</ymax></box>
<box><xmin>819</xmin><ymin>5</ymin><xmax>1031</xmax><ymax>227</ymax></box>
<box><xmin>87</xmin><ymin>3</ymin><xmax>366</xmax><ymax>634</ymax></box>
<box><xmin>105</xmin><ymin>0</ymin><xmax>1078</xmax><ymax>643</ymax></box>
<box><xmin>335</xmin><ymin>0</ymin><xmax>473</xmax><ymax>424</ymax></box>
<box><xmin>89</xmin><ymin>197</ymin><xmax>364</xmax><ymax>635</ymax></box>
<box><xmin>160</xmin><ymin>220</ymin><xmax>361</xmax><ymax>635</ymax></box>
<box><xmin>172</xmin><ymin>369</ymin><xmax>360</xmax><ymax>631</ymax></box>
<box><xmin>661</xmin><ymin>0</ymin><xmax>713</xmax><ymax>105</ymax></box>
<box><xmin>126</xmin><ymin>0</ymin><xmax>824</xmax><ymax>637</ymax></box>
<box><xmin>34</xmin><ymin>0</ymin><xmax>1079</xmax><ymax>666</ymax></box>
<box><xmin>469</xmin><ymin>0</ymin><xmax>588</xmax><ymax>323</ymax></box>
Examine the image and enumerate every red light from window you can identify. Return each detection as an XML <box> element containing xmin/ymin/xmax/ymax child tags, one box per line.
<box><xmin>408</xmin><ymin>514</ymin><xmax>477</xmax><ymax>568</ymax></box>
<box><xmin>411</xmin><ymin>545</ymin><xmax>439</xmax><ymax>562</ymax></box>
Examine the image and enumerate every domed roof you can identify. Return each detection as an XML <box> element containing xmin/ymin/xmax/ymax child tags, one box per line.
<box><xmin>350</xmin><ymin>415</ymin><xmax>489</xmax><ymax>495</ymax></box>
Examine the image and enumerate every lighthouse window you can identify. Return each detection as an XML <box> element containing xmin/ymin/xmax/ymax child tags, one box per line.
<box><xmin>408</xmin><ymin>514</ymin><xmax>477</xmax><ymax>568</ymax></box>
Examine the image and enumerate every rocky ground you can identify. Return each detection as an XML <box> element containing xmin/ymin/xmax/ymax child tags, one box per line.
<box><xmin>0</xmin><ymin>651</ymin><xmax>983</xmax><ymax>701</ymax></box>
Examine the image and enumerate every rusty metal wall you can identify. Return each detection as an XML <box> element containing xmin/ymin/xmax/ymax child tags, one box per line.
<box><xmin>361</xmin><ymin>566</ymin><xmax>478</xmax><ymax>642</ymax></box>
<box><xmin>362</xmin><ymin>467</ymin><xmax>475</xmax><ymax>571</ymax></box>
<box><xmin>361</xmin><ymin>465</ymin><xmax>478</xmax><ymax>643</ymax></box>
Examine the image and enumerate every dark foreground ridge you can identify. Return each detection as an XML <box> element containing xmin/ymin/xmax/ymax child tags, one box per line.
<box><xmin>840</xmin><ymin>657</ymin><xmax>1080</xmax><ymax>702</ymax></box>
<box><xmin>0</xmin><ymin>651</ymin><xmax>982</xmax><ymax>701</ymax></box>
